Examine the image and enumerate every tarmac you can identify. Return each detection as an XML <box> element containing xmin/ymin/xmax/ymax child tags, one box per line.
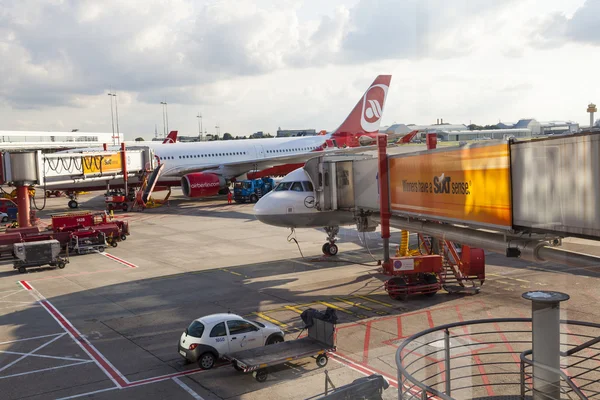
<box><xmin>0</xmin><ymin>190</ymin><xmax>598</xmax><ymax>399</ymax></box>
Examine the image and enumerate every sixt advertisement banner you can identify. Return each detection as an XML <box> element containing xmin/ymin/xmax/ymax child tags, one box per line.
<box><xmin>82</xmin><ymin>154</ymin><xmax>122</xmax><ymax>175</ymax></box>
<box><xmin>389</xmin><ymin>143</ymin><xmax>512</xmax><ymax>229</ymax></box>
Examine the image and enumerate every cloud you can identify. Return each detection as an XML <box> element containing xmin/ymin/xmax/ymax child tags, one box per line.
<box><xmin>0</xmin><ymin>0</ymin><xmax>519</xmax><ymax>109</ymax></box>
<box><xmin>532</xmin><ymin>0</ymin><xmax>600</xmax><ymax>47</ymax></box>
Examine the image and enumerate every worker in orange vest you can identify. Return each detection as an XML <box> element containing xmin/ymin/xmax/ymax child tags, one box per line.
<box><xmin>227</xmin><ymin>190</ymin><xmax>233</xmax><ymax>204</ymax></box>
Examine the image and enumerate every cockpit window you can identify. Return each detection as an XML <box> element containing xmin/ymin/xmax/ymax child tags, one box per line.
<box><xmin>274</xmin><ymin>182</ymin><xmax>293</xmax><ymax>191</ymax></box>
<box><xmin>302</xmin><ymin>181</ymin><xmax>314</xmax><ymax>191</ymax></box>
<box><xmin>290</xmin><ymin>182</ymin><xmax>303</xmax><ymax>192</ymax></box>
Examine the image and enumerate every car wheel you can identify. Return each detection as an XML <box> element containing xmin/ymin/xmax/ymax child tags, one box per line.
<box><xmin>1</xmin><ymin>216</ymin><xmax>7</xmax><ymax>222</ymax></box>
<box><xmin>266</xmin><ymin>335</ymin><xmax>284</xmax><ymax>345</ymax></box>
<box><xmin>198</xmin><ymin>352</ymin><xmax>216</xmax><ymax>370</ymax></box>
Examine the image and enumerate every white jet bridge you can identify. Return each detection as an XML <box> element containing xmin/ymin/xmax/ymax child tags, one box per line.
<box><xmin>303</xmin><ymin>133</ymin><xmax>600</xmax><ymax>268</ymax></box>
<box><xmin>0</xmin><ymin>146</ymin><xmax>159</xmax><ymax>227</ymax></box>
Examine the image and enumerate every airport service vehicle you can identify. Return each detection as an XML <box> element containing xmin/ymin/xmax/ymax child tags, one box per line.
<box><xmin>233</xmin><ymin>177</ymin><xmax>275</xmax><ymax>203</ymax></box>
<box><xmin>178</xmin><ymin>313</ymin><xmax>285</xmax><ymax>370</ymax></box>
<box><xmin>13</xmin><ymin>239</ymin><xmax>68</xmax><ymax>273</ymax></box>
<box><xmin>225</xmin><ymin>308</ymin><xmax>337</xmax><ymax>382</ymax></box>
<box><xmin>104</xmin><ymin>189</ymin><xmax>130</xmax><ymax>212</ymax></box>
<box><xmin>46</xmin><ymin>76</ymin><xmax>394</xmax><ymax>209</ymax></box>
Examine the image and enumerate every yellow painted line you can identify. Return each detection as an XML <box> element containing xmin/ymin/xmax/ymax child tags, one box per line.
<box><xmin>318</xmin><ymin>301</ymin><xmax>365</xmax><ymax>318</ymax></box>
<box><xmin>335</xmin><ymin>297</ymin><xmax>388</xmax><ymax>316</ymax></box>
<box><xmin>284</xmin><ymin>305</ymin><xmax>304</xmax><ymax>314</ymax></box>
<box><xmin>253</xmin><ymin>312</ymin><xmax>288</xmax><ymax>328</ymax></box>
<box><xmin>353</xmin><ymin>295</ymin><xmax>393</xmax><ymax>308</ymax></box>
<box><xmin>496</xmin><ymin>280</ymin><xmax>515</xmax><ymax>285</ymax></box>
<box><xmin>513</xmin><ymin>278</ymin><xmax>530</xmax><ymax>283</ymax></box>
<box><xmin>334</xmin><ymin>297</ymin><xmax>373</xmax><ymax>311</ymax></box>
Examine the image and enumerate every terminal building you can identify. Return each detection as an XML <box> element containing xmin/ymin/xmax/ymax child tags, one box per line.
<box><xmin>276</xmin><ymin>128</ymin><xmax>317</xmax><ymax>137</ymax></box>
<box><xmin>0</xmin><ymin>130</ymin><xmax>123</xmax><ymax>150</ymax></box>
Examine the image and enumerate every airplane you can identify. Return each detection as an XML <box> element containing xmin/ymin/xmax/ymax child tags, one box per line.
<box><xmin>45</xmin><ymin>75</ymin><xmax>392</xmax><ymax>208</ymax></box>
<box><xmin>253</xmin><ymin>166</ymin><xmax>358</xmax><ymax>256</ymax></box>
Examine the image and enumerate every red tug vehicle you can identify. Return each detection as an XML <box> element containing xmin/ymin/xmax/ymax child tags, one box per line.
<box><xmin>384</xmin><ymin>232</ymin><xmax>486</xmax><ymax>300</ymax></box>
<box><xmin>0</xmin><ymin>211</ymin><xmax>131</xmax><ymax>270</ymax></box>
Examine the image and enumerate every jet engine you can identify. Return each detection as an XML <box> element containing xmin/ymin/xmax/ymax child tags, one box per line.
<box><xmin>181</xmin><ymin>173</ymin><xmax>226</xmax><ymax>198</ymax></box>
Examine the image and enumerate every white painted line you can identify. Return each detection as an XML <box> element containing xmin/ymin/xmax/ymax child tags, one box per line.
<box><xmin>173</xmin><ymin>377</ymin><xmax>205</xmax><ymax>399</ymax></box>
<box><xmin>0</xmin><ymin>333</ymin><xmax>66</xmax><ymax>373</ymax></box>
<box><xmin>0</xmin><ymin>333</ymin><xmax>64</xmax><ymax>346</ymax></box>
<box><xmin>0</xmin><ymin>290</ymin><xmax>23</xmax><ymax>300</ymax></box>
<box><xmin>55</xmin><ymin>386</ymin><xmax>119</xmax><ymax>400</ymax></box>
<box><xmin>0</xmin><ymin>360</ymin><xmax>93</xmax><ymax>380</ymax></box>
<box><xmin>0</xmin><ymin>350</ymin><xmax>90</xmax><ymax>362</ymax></box>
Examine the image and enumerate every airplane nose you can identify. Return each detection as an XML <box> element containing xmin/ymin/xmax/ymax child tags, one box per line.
<box><xmin>253</xmin><ymin>193</ymin><xmax>270</xmax><ymax>217</ymax></box>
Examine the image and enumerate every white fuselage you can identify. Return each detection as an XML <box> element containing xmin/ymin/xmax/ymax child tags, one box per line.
<box><xmin>153</xmin><ymin>136</ymin><xmax>330</xmax><ymax>179</ymax></box>
<box><xmin>253</xmin><ymin>167</ymin><xmax>355</xmax><ymax>228</ymax></box>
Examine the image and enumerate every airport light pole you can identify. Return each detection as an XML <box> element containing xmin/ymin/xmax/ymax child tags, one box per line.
<box><xmin>109</xmin><ymin>91</ymin><xmax>120</xmax><ymax>144</ymax></box>
<box><xmin>197</xmin><ymin>113</ymin><xmax>203</xmax><ymax>141</ymax></box>
<box><xmin>160</xmin><ymin>101</ymin><xmax>168</xmax><ymax>137</ymax></box>
<box><xmin>108</xmin><ymin>91</ymin><xmax>115</xmax><ymax>137</ymax></box>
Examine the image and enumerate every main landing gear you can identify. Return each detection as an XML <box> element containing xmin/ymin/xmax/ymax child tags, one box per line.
<box><xmin>321</xmin><ymin>226</ymin><xmax>339</xmax><ymax>256</ymax></box>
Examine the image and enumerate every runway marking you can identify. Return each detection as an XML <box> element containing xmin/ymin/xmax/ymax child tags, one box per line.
<box><xmin>220</xmin><ymin>268</ymin><xmax>242</xmax><ymax>277</ymax></box>
<box><xmin>19</xmin><ymin>280</ymin><xmax>219</xmax><ymax>389</ymax></box>
<box><xmin>334</xmin><ymin>297</ymin><xmax>388</xmax><ymax>315</ymax></box>
<box><xmin>25</xmin><ymin>267</ymin><xmax>128</xmax><ymax>282</ymax></box>
<box><xmin>318</xmin><ymin>301</ymin><xmax>366</xmax><ymax>318</ymax></box>
<box><xmin>55</xmin><ymin>387</ymin><xmax>119</xmax><ymax>400</ymax></box>
<box><xmin>0</xmin><ymin>333</ymin><xmax>64</xmax><ymax>346</ymax></box>
<box><xmin>0</xmin><ymin>289</ymin><xmax>24</xmax><ymax>300</ymax></box>
<box><xmin>0</xmin><ymin>350</ymin><xmax>91</xmax><ymax>362</ymax></box>
<box><xmin>173</xmin><ymin>377</ymin><xmax>205</xmax><ymax>399</ymax></box>
<box><xmin>100</xmin><ymin>253</ymin><xmax>138</xmax><ymax>268</ymax></box>
<box><xmin>352</xmin><ymin>295</ymin><xmax>393</xmax><ymax>308</ymax></box>
<box><xmin>0</xmin><ymin>333</ymin><xmax>66</xmax><ymax>373</ymax></box>
<box><xmin>253</xmin><ymin>312</ymin><xmax>288</xmax><ymax>328</ymax></box>
<box><xmin>0</xmin><ymin>360</ymin><xmax>94</xmax><ymax>380</ymax></box>
<box><xmin>284</xmin><ymin>305</ymin><xmax>304</xmax><ymax>314</ymax></box>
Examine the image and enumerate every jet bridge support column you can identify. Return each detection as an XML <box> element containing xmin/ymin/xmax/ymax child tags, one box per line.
<box><xmin>120</xmin><ymin>143</ymin><xmax>128</xmax><ymax>196</ymax></box>
<box><xmin>378</xmin><ymin>134</ymin><xmax>391</xmax><ymax>270</ymax></box>
<box><xmin>16</xmin><ymin>185</ymin><xmax>30</xmax><ymax>228</ymax></box>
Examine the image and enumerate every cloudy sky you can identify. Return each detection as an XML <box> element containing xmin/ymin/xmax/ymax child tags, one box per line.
<box><xmin>0</xmin><ymin>0</ymin><xmax>598</xmax><ymax>139</ymax></box>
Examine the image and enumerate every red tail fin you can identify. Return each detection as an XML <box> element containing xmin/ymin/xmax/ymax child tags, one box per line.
<box><xmin>331</xmin><ymin>75</ymin><xmax>391</xmax><ymax>147</ymax></box>
<box><xmin>162</xmin><ymin>131</ymin><xmax>178</xmax><ymax>144</ymax></box>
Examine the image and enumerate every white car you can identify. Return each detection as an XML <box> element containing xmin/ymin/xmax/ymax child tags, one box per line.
<box><xmin>178</xmin><ymin>313</ymin><xmax>285</xmax><ymax>370</ymax></box>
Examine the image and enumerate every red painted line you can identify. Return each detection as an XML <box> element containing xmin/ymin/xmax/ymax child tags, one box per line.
<box><xmin>426</xmin><ymin>310</ymin><xmax>434</xmax><ymax>328</ymax></box>
<box><xmin>40</xmin><ymin>300</ymin><xmax>128</xmax><ymax>387</ymax></box>
<box><xmin>397</xmin><ymin>316</ymin><xmax>403</xmax><ymax>338</ymax></box>
<box><xmin>362</xmin><ymin>321</ymin><xmax>372</xmax><ymax>364</ymax></box>
<box><xmin>103</xmin><ymin>253</ymin><xmax>138</xmax><ymax>268</ymax></box>
<box><xmin>19</xmin><ymin>280</ymin><xmax>32</xmax><ymax>291</ymax></box>
<box><xmin>332</xmin><ymin>352</ymin><xmax>398</xmax><ymax>388</ymax></box>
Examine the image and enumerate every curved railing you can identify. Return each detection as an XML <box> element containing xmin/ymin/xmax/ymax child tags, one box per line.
<box><xmin>396</xmin><ymin>318</ymin><xmax>600</xmax><ymax>400</ymax></box>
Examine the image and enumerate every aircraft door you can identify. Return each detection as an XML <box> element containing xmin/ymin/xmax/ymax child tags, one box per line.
<box><xmin>254</xmin><ymin>145</ymin><xmax>265</xmax><ymax>159</ymax></box>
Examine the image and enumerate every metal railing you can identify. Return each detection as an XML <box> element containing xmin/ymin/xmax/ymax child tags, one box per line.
<box><xmin>396</xmin><ymin>318</ymin><xmax>600</xmax><ymax>399</ymax></box>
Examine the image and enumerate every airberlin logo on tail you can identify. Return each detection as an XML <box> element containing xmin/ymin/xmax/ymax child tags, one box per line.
<box><xmin>360</xmin><ymin>84</ymin><xmax>388</xmax><ymax>132</ymax></box>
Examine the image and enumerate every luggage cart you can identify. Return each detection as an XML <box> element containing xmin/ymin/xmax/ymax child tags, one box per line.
<box><xmin>69</xmin><ymin>230</ymin><xmax>107</xmax><ymax>254</ymax></box>
<box><xmin>13</xmin><ymin>239</ymin><xmax>68</xmax><ymax>273</ymax></box>
<box><xmin>225</xmin><ymin>312</ymin><xmax>336</xmax><ymax>383</ymax></box>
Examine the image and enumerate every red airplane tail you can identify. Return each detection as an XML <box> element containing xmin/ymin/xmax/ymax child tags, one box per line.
<box><xmin>330</xmin><ymin>75</ymin><xmax>392</xmax><ymax>147</ymax></box>
<box><xmin>162</xmin><ymin>131</ymin><xmax>178</xmax><ymax>144</ymax></box>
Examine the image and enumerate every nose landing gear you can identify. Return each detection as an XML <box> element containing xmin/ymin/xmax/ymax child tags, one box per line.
<box><xmin>322</xmin><ymin>226</ymin><xmax>339</xmax><ymax>256</ymax></box>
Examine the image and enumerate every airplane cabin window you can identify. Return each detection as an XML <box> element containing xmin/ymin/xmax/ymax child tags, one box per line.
<box><xmin>302</xmin><ymin>181</ymin><xmax>314</xmax><ymax>191</ymax></box>
<box><xmin>290</xmin><ymin>182</ymin><xmax>303</xmax><ymax>191</ymax></box>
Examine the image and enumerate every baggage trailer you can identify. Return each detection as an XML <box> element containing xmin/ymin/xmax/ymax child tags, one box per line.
<box><xmin>13</xmin><ymin>240</ymin><xmax>68</xmax><ymax>273</ymax></box>
<box><xmin>225</xmin><ymin>314</ymin><xmax>336</xmax><ymax>383</ymax></box>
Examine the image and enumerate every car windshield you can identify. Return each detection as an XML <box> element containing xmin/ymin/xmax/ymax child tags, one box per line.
<box><xmin>186</xmin><ymin>321</ymin><xmax>204</xmax><ymax>338</ymax></box>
